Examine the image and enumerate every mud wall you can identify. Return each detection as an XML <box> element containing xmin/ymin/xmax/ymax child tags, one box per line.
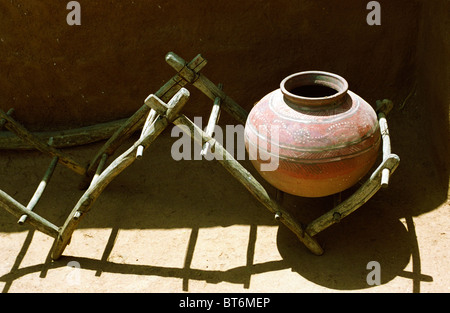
<box><xmin>1</xmin><ymin>0</ymin><xmax>420</xmax><ymax>131</ymax></box>
<box><xmin>416</xmin><ymin>0</ymin><xmax>450</xmax><ymax>186</ymax></box>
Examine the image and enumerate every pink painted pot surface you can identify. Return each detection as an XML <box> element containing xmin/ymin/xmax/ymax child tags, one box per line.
<box><xmin>244</xmin><ymin>71</ymin><xmax>381</xmax><ymax>197</ymax></box>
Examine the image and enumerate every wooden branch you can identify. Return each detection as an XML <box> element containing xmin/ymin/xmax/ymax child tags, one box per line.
<box><xmin>145</xmin><ymin>89</ymin><xmax>191</xmax><ymax>123</ymax></box>
<box><xmin>159</xmin><ymin>53</ymin><xmax>207</xmax><ymax>101</ymax></box>
<box><xmin>136</xmin><ymin>91</ymin><xmax>188</xmax><ymax>160</ymax></box>
<box><xmin>376</xmin><ymin>99</ymin><xmax>394</xmax><ymax>188</ymax></box>
<box><xmin>0</xmin><ymin>189</ymin><xmax>59</xmax><ymax>238</ymax></box>
<box><xmin>165</xmin><ymin>52</ymin><xmax>248</xmax><ymax>125</ymax></box>
<box><xmin>376</xmin><ymin>99</ymin><xmax>393</xmax><ymax>116</ymax></box>
<box><xmin>379</xmin><ymin>112</ymin><xmax>391</xmax><ymax>188</ymax></box>
<box><xmin>136</xmin><ymin>110</ymin><xmax>158</xmax><ymax>159</ymax></box>
<box><xmin>201</xmin><ymin>83</ymin><xmax>223</xmax><ymax>156</ymax></box>
<box><xmin>18</xmin><ymin>138</ymin><xmax>59</xmax><ymax>225</ymax></box>
<box><xmin>165</xmin><ymin>53</ymin><xmax>199</xmax><ymax>84</ymax></box>
<box><xmin>50</xmin><ymin>89</ymin><xmax>190</xmax><ymax>260</ymax></box>
<box><xmin>173</xmin><ymin>114</ymin><xmax>324</xmax><ymax>256</ymax></box>
<box><xmin>0</xmin><ymin>108</ymin><xmax>14</xmax><ymax>130</ymax></box>
<box><xmin>0</xmin><ymin>118</ymin><xmax>128</xmax><ymax>150</ymax></box>
<box><xmin>0</xmin><ymin>109</ymin><xmax>86</xmax><ymax>175</ymax></box>
<box><xmin>144</xmin><ymin>94</ymin><xmax>168</xmax><ymax>115</ymax></box>
<box><xmin>90</xmin><ymin>153</ymin><xmax>108</xmax><ymax>187</ymax></box>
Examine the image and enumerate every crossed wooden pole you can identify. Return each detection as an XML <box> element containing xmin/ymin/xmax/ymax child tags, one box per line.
<box><xmin>0</xmin><ymin>52</ymin><xmax>399</xmax><ymax>260</ymax></box>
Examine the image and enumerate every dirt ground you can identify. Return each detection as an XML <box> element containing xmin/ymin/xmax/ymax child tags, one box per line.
<box><xmin>0</xmin><ymin>120</ymin><xmax>448</xmax><ymax>293</ymax></box>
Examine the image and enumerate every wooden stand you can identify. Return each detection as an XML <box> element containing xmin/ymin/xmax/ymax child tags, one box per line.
<box><xmin>0</xmin><ymin>52</ymin><xmax>399</xmax><ymax>260</ymax></box>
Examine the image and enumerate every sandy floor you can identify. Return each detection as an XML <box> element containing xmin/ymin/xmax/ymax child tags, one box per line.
<box><xmin>0</xmin><ymin>128</ymin><xmax>448</xmax><ymax>293</ymax></box>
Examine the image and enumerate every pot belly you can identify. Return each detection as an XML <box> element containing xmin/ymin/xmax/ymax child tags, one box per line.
<box><xmin>245</xmin><ymin>129</ymin><xmax>381</xmax><ymax>197</ymax></box>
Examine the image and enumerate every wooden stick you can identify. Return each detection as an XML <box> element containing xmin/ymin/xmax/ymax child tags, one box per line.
<box><xmin>81</xmin><ymin>54</ymin><xmax>207</xmax><ymax>188</ymax></box>
<box><xmin>17</xmin><ymin>156</ymin><xmax>58</xmax><ymax>224</ymax></box>
<box><xmin>0</xmin><ymin>108</ymin><xmax>14</xmax><ymax>130</ymax></box>
<box><xmin>376</xmin><ymin>99</ymin><xmax>394</xmax><ymax>188</ymax></box>
<box><xmin>144</xmin><ymin>94</ymin><xmax>168</xmax><ymax>115</ymax></box>
<box><xmin>0</xmin><ymin>118</ymin><xmax>128</xmax><ymax>150</ymax></box>
<box><xmin>379</xmin><ymin>112</ymin><xmax>391</xmax><ymax>188</ymax></box>
<box><xmin>165</xmin><ymin>52</ymin><xmax>248</xmax><ymax>125</ymax></box>
<box><xmin>136</xmin><ymin>110</ymin><xmax>158</xmax><ymax>159</ymax></box>
<box><xmin>173</xmin><ymin>114</ymin><xmax>324</xmax><ymax>256</ymax></box>
<box><xmin>18</xmin><ymin>138</ymin><xmax>59</xmax><ymax>225</ymax></box>
<box><xmin>145</xmin><ymin>89</ymin><xmax>191</xmax><ymax>123</ymax></box>
<box><xmin>135</xmin><ymin>93</ymin><xmax>183</xmax><ymax>160</ymax></box>
<box><xmin>201</xmin><ymin>83</ymin><xmax>223</xmax><ymax>156</ymax></box>
<box><xmin>0</xmin><ymin>189</ymin><xmax>59</xmax><ymax>238</ymax></box>
<box><xmin>50</xmin><ymin>89</ymin><xmax>190</xmax><ymax>260</ymax></box>
<box><xmin>0</xmin><ymin>109</ymin><xmax>86</xmax><ymax>175</ymax></box>
<box><xmin>90</xmin><ymin>153</ymin><xmax>108</xmax><ymax>187</ymax></box>
<box><xmin>159</xmin><ymin>54</ymin><xmax>207</xmax><ymax>100</ymax></box>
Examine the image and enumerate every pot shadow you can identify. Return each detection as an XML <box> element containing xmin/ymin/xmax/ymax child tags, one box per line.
<box><xmin>275</xmin><ymin>192</ymin><xmax>432</xmax><ymax>291</ymax></box>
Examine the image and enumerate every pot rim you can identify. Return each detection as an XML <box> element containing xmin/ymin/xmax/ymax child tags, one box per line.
<box><xmin>280</xmin><ymin>71</ymin><xmax>349</xmax><ymax>107</ymax></box>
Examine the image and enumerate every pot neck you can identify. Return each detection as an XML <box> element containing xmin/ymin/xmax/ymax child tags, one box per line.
<box><xmin>280</xmin><ymin>71</ymin><xmax>349</xmax><ymax>110</ymax></box>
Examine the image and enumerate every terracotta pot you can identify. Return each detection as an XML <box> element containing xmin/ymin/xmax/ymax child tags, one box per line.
<box><xmin>244</xmin><ymin>71</ymin><xmax>380</xmax><ymax>197</ymax></box>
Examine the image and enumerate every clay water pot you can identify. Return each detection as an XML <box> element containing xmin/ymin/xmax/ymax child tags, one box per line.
<box><xmin>244</xmin><ymin>71</ymin><xmax>381</xmax><ymax>197</ymax></box>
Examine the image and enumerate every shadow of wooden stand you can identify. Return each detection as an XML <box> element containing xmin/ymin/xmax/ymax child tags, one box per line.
<box><xmin>0</xmin><ymin>52</ymin><xmax>400</xmax><ymax>263</ymax></box>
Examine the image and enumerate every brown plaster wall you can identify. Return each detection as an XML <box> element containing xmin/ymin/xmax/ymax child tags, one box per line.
<box><xmin>0</xmin><ymin>0</ymin><xmax>420</xmax><ymax>131</ymax></box>
<box><xmin>416</xmin><ymin>0</ymin><xmax>450</xmax><ymax>186</ymax></box>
